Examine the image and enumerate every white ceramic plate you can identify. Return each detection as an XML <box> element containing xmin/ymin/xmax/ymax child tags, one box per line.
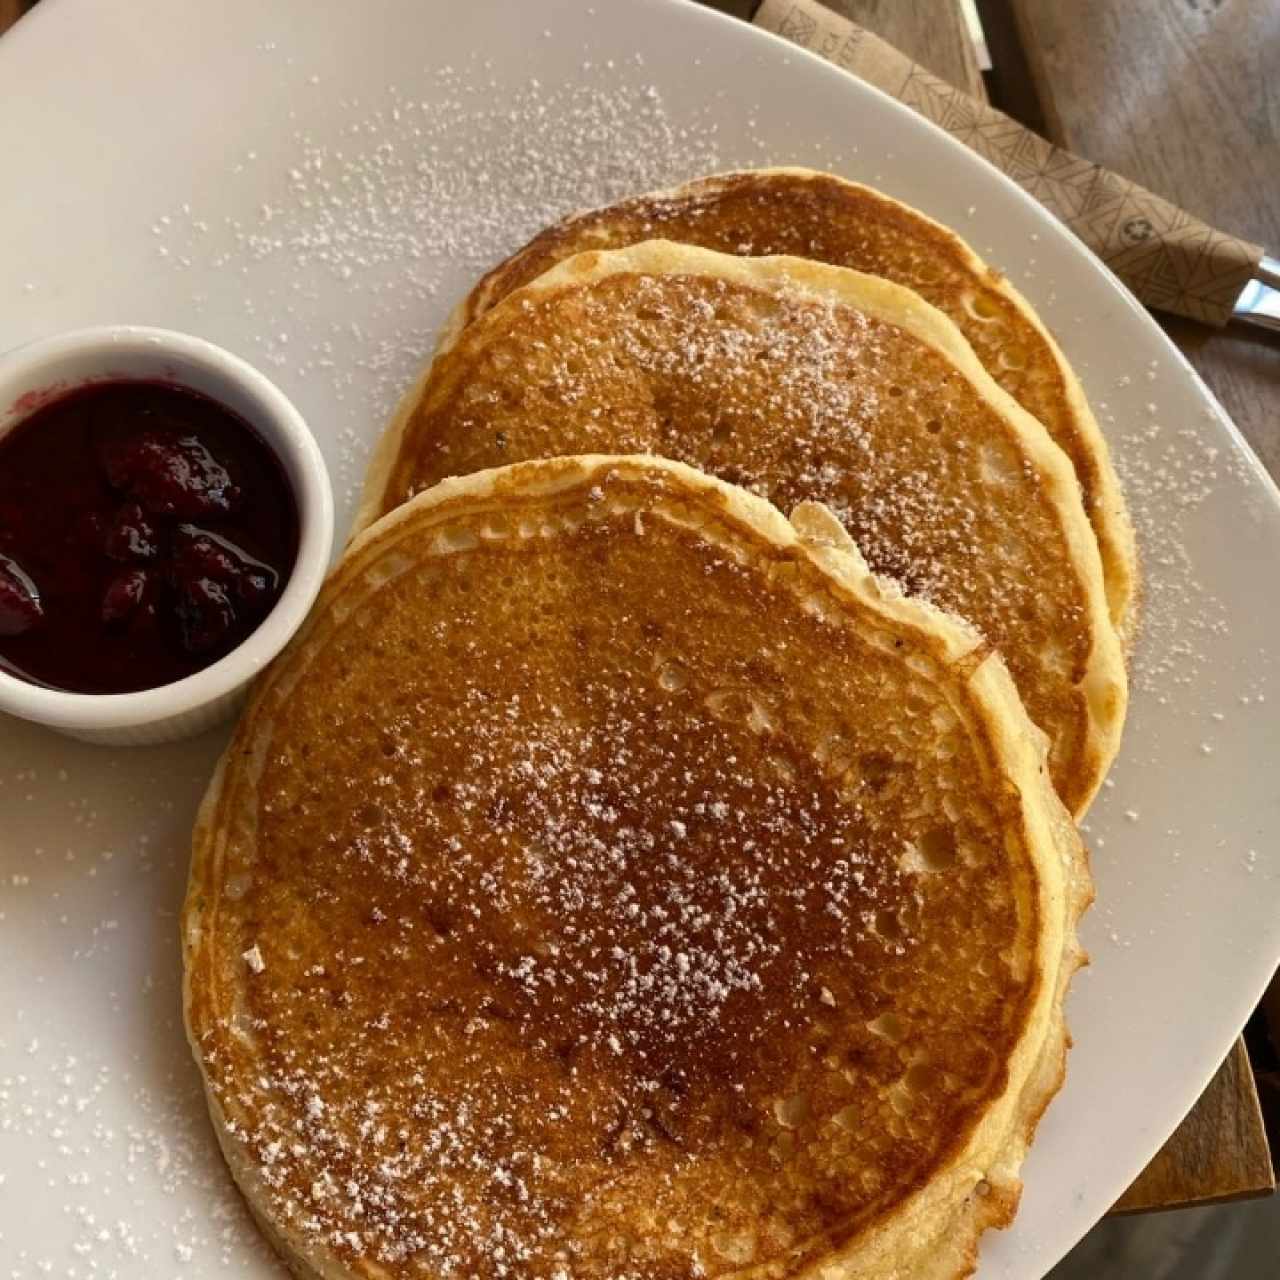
<box><xmin>1</xmin><ymin>1</ymin><xmax>1277</xmax><ymax>1276</ymax></box>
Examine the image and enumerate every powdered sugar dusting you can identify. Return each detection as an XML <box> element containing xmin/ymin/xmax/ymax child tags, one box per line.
<box><xmin>208</xmin><ymin>667</ymin><xmax>911</xmax><ymax>1274</ymax></box>
<box><xmin>183</xmin><ymin>495</ymin><xmax>1023</xmax><ymax>1278</ymax></box>
<box><xmin>434</xmin><ymin>271</ymin><xmax>1042</xmax><ymax>616</ymax></box>
<box><xmin>1108</xmin><ymin>399</ymin><xmax>1244</xmax><ymax>696</ymax></box>
<box><xmin>402</xmin><ymin>265</ymin><xmax>1094</xmax><ymax>804</ymax></box>
<box><xmin>151</xmin><ymin>57</ymin><xmax>726</xmax><ymax>513</ymax></box>
<box><xmin>0</xmin><ymin>1035</ymin><xmax>272</xmax><ymax>1276</ymax></box>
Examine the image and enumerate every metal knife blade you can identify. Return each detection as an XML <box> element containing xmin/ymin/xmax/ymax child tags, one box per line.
<box><xmin>1234</xmin><ymin>255</ymin><xmax>1280</xmax><ymax>333</ymax></box>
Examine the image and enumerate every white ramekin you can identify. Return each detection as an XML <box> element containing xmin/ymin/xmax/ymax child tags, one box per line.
<box><xmin>0</xmin><ymin>326</ymin><xmax>334</xmax><ymax>746</ymax></box>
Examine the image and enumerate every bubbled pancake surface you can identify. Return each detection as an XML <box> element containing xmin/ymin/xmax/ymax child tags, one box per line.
<box><xmin>453</xmin><ymin>168</ymin><xmax>1137</xmax><ymax>645</ymax></box>
<box><xmin>185</xmin><ymin>457</ymin><xmax>1081</xmax><ymax>1280</ymax></box>
<box><xmin>361</xmin><ymin>244</ymin><xmax>1125</xmax><ymax>816</ymax></box>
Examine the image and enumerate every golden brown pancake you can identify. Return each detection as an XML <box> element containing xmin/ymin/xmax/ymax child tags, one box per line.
<box><xmin>185</xmin><ymin>456</ymin><xmax>1087</xmax><ymax>1280</ymax></box>
<box><xmin>356</xmin><ymin>242</ymin><xmax>1126</xmax><ymax>817</ymax></box>
<box><xmin>446</xmin><ymin>168</ymin><xmax>1137</xmax><ymax>647</ymax></box>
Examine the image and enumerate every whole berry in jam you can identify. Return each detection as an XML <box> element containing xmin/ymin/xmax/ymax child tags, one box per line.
<box><xmin>173</xmin><ymin>575</ymin><xmax>237</xmax><ymax>656</ymax></box>
<box><xmin>170</xmin><ymin>525</ymin><xmax>281</xmax><ymax>656</ymax></box>
<box><xmin>100</xmin><ymin>429</ymin><xmax>241</xmax><ymax>518</ymax></box>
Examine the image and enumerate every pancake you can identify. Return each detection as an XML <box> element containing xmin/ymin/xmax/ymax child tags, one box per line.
<box><xmin>442</xmin><ymin>167</ymin><xmax>1138</xmax><ymax>647</ymax></box>
<box><xmin>184</xmin><ymin>455</ymin><xmax>1089</xmax><ymax>1280</ymax></box>
<box><xmin>355</xmin><ymin>241</ymin><xmax>1126</xmax><ymax>817</ymax></box>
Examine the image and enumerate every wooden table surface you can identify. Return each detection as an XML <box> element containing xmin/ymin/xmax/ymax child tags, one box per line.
<box><xmin>2</xmin><ymin>0</ymin><xmax>1276</xmax><ymax>1223</ymax></box>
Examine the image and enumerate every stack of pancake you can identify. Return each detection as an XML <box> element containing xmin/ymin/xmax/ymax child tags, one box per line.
<box><xmin>185</xmin><ymin>170</ymin><xmax>1133</xmax><ymax>1280</ymax></box>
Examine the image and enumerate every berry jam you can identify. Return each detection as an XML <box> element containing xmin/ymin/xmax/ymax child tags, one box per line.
<box><xmin>0</xmin><ymin>381</ymin><xmax>298</xmax><ymax>694</ymax></box>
